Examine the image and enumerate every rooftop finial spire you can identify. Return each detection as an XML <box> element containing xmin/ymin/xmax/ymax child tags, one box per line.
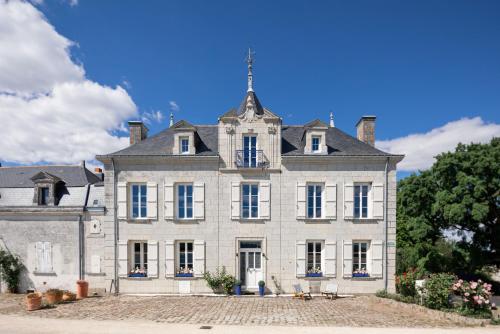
<box><xmin>329</xmin><ymin>111</ymin><xmax>335</xmax><ymax>127</ymax></box>
<box><xmin>246</xmin><ymin>48</ymin><xmax>255</xmax><ymax>92</ymax></box>
<box><xmin>169</xmin><ymin>112</ymin><xmax>174</xmax><ymax>127</ymax></box>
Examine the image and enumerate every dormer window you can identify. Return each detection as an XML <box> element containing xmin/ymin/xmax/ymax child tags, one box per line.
<box><xmin>312</xmin><ymin>136</ymin><xmax>321</xmax><ymax>152</ymax></box>
<box><xmin>38</xmin><ymin>187</ymin><xmax>49</xmax><ymax>206</ymax></box>
<box><xmin>180</xmin><ymin>137</ymin><xmax>189</xmax><ymax>154</ymax></box>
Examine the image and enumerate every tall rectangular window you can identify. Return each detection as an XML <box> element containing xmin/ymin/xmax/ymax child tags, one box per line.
<box><xmin>180</xmin><ymin>137</ymin><xmax>189</xmax><ymax>154</ymax></box>
<box><xmin>354</xmin><ymin>184</ymin><xmax>370</xmax><ymax>218</ymax></box>
<box><xmin>353</xmin><ymin>241</ymin><xmax>369</xmax><ymax>274</ymax></box>
<box><xmin>307</xmin><ymin>241</ymin><xmax>323</xmax><ymax>273</ymax></box>
<box><xmin>242</xmin><ymin>184</ymin><xmax>259</xmax><ymax>218</ymax></box>
<box><xmin>131</xmin><ymin>184</ymin><xmax>147</xmax><ymax>219</ymax></box>
<box><xmin>38</xmin><ymin>187</ymin><xmax>49</xmax><ymax>205</ymax></box>
<box><xmin>307</xmin><ymin>184</ymin><xmax>322</xmax><ymax>218</ymax></box>
<box><xmin>243</xmin><ymin>135</ymin><xmax>257</xmax><ymax>167</ymax></box>
<box><xmin>177</xmin><ymin>184</ymin><xmax>193</xmax><ymax>219</ymax></box>
<box><xmin>177</xmin><ymin>241</ymin><xmax>193</xmax><ymax>276</ymax></box>
<box><xmin>131</xmin><ymin>241</ymin><xmax>148</xmax><ymax>276</ymax></box>
<box><xmin>312</xmin><ymin>136</ymin><xmax>320</xmax><ymax>152</ymax></box>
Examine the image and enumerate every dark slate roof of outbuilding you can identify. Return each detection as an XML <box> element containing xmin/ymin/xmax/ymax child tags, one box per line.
<box><xmin>105</xmin><ymin>125</ymin><xmax>219</xmax><ymax>156</ymax></box>
<box><xmin>281</xmin><ymin>126</ymin><xmax>392</xmax><ymax>156</ymax></box>
<box><xmin>0</xmin><ymin>165</ymin><xmax>102</xmax><ymax>188</ymax></box>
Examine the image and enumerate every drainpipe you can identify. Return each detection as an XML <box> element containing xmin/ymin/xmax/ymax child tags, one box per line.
<box><xmin>384</xmin><ymin>157</ymin><xmax>389</xmax><ymax>291</ymax></box>
<box><xmin>111</xmin><ymin>157</ymin><xmax>119</xmax><ymax>295</ymax></box>
<box><xmin>78</xmin><ymin>214</ymin><xmax>84</xmax><ymax>280</ymax></box>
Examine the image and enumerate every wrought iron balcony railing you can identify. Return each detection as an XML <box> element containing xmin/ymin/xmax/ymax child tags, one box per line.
<box><xmin>235</xmin><ymin>150</ymin><xmax>268</xmax><ymax>168</ymax></box>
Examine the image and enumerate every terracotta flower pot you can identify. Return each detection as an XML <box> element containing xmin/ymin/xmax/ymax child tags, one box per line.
<box><xmin>26</xmin><ymin>293</ymin><xmax>42</xmax><ymax>311</ymax></box>
<box><xmin>76</xmin><ymin>280</ymin><xmax>88</xmax><ymax>299</ymax></box>
<box><xmin>62</xmin><ymin>291</ymin><xmax>76</xmax><ymax>302</ymax></box>
<box><xmin>45</xmin><ymin>289</ymin><xmax>63</xmax><ymax>305</ymax></box>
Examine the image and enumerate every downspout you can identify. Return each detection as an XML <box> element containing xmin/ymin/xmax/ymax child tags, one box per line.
<box><xmin>111</xmin><ymin>157</ymin><xmax>119</xmax><ymax>295</ymax></box>
<box><xmin>384</xmin><ymin>157</ymin><xmax>389</xmax><ymax>291</ymax></box>
<box><xmin>78</xmin><ymin>214</ymin><xmax>84</xmax><ymax>280</ymax></box>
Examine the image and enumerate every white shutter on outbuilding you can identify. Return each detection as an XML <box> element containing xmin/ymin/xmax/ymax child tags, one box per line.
<box><xmin>118</xmin><ymin>240</ymin><xmax>128</xmax><ymax>277</ymax></box>
<box><xmin>371</xmin><ymin>240</ymin><xmax>383</xmax><ymax>278</ymax></box>
<box><xmin>147</xmin><ymin>182</ymin><xmax>158</xmax><ymax>220</ymax></box>
<box><xmin>343</xmin><ymin>183</ymin><xmax>354</xmax><ymax>220</ymax></box>
<box><xmin>231</xmin><ymin>182</ymin><xmax>240</xmax><ymax>219</ymax></box>
<box><xmin>164</xmin><ymin>240</ymin><xmax>175</xmax><ymax>277</ymax></box>
<box><xmin>296</xmin><ymin>241</ymin><xmax>306</xmax><ymax>277</ymax></box>
<box><xmin>193</xmin><ymin>182</ymin><xmax>205</xmax><ymax>219</ymax></box>
<box><xmin>91</xmin><ymin>255</ymin><xmax>101</xmax><ymax>274</ymax></box>
<box><xmin>147</xmin><ymin>240</ymin><xmax>159</xmax><ymax>278</ymax></box>
<box><xmin>296</xmin><ymin>182</ymin><xmax>306</xmax><ymax>219</ymax></box>
<box><xmin>372</xmin><ymin>183</ymin><xmax>384</xmax><ymax>219</ymax></box>
<box><xmin>164</xmin><ymin>181</ymin><xmax>174</xmax><ymax>220</ymax></box>
<box><xmin>193</xmin><ymin>240</ymin><xmax>205</xmax><ymax>277</ymax></box>
<box><xmin>342</xmin><ymin>240</ymin><xmax>353</xmax><ymax>278</ymax></box>
<box><xmin>259</xmin><ymin>182</ymin><xmax>270</xmax><ymax>219</ymax></box>
<box><xmin>35</xmin><ymin>241</ymin><xmax>52</xmax><ymax>273</ymax></box>
<box><xmin>324</xmin><ymin>241</ymin><xmax>337</xmax><ymax>277</ymax></box>
<box><xmin>117</xmin><ymin>182</ymin><xmax>127</xmax><ymax>219</ymax></box>
<box><xmin>325</xmin><ymin>183</ymin><xmax>337</xmax><ymax>219</ymax></box>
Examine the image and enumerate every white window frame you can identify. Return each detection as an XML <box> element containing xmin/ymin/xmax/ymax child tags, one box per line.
<box><xmin>180</xmin><ymin>137</ymin><xmax>189</xmax><ymax>154</ymax></box>
<box><xmin>130</xmin><ymin>241</ymin><xmax>148</xmax><ymax>276</ymax></box>
<box><xmin>307</xmin><ymin>183</ymin><xmax>324</xmax><ymax>219</ymax></box>
<box><xmin>242</xmin><ymin>135</ymin><xmax>258</xmax><ymax>167</ymax></box>
<box><xmin>306</xmin><ymin>240</ymin><xmax>324</xmax><ymax>274</ymax></box>
<box><xmin>354</xmin><ymin>183</ymin><xmax>371</xmax><ymax>219</ymax></box>
<box><xmin>241</xmin><ymin>183</ymin><xmax>259</xmax><ymax>219</ymax></box>
<box><xmin>130</xmin><ymin>183</ymin><xmax>148</xmax><ymax>219</ymax></box>
<box><xmin>176</xmin><ymin>183</ymin><xmax>193</xmax><ymax>219</ymax></box>
<box><xmin>352</xmin><ymin>240</ymin><xmax>370</xmax><ymax>275</ymax></box>
<box><xmin>176</xmin><ymin>241</ymin><xmax>194</xmax><ymax>276</ymax></box>
<box><xmin>311</xmin><ymin>136</ymin><xmax>321</xmax><ymax>152</ymax></box>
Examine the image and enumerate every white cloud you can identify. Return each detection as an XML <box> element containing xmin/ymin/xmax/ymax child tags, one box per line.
<box><xmin>169</xmin><ymin>101</ymin><xmax>180</xmax><ymax>112</ymax></box>
<box><xmin>67</xmin><ymin>0</ymin><xmax>78</xmax><ymax>6</ymax></box>
<box><xmin>376</xmin><ymin>117</ymin><xmax>500</xmax><ymax>172</ymax></box>
<box><xmin>142</xmin><ymin>110</ymin><xmax>164</xmax><ymax>125</ymax></box>
<box><xmin>0</xmin><ymin>0</ymin><xmax>138</xmax><ymax>165</ymax></box>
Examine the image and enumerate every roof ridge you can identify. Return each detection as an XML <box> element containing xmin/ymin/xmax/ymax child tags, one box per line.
<box><xmin>0</xmin><ymin>164</ymin><xmax>82</xmax><ymax>169</ymax></box>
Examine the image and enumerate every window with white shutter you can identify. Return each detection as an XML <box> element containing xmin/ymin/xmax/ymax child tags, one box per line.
<box><xmin>231</xmin><ymin>182</ymin><xmax>240</xmax><ymax>219</ymax></box>
<box><xmin>372</xmin><ymin>183</ymin><xmax>384</xmax><ymax>219</ymax></box>
<box><xmin>35</xmin><ymin>241</ymin><xmax>53</xmax><ymax>273</ymax></box>
<box><xmin>296</xmin><ymin>241</ymin><xmax>306</xmax><ymax>277</ymax></box>
<box><xmin>118</xmin><ymin>240</ymin><xmax>128</xmax><ymax>277</ymax></box>
<box><xmin>342</xmin><ymin>240</ymin><xmax>353</xmax><ymax>278</ymax></box>
<box><xmin>296</xmin><ymin>182</ymin><xmax>306</xmax><ymax>219</ymax></box>
<box><xmin>259</xmin><ymin>182</ymin><xmax>270</xmax><ymax>219</ymax></box>
<box><xmin>90</xmin><ymin>255</ymin><xmax>101</xmax><ymax>274</ymax></box>
<box><xmin>325</xmin><ymin>183</ymin><xmax>337</xmax><ymax>219</ymax></box>
<box><xmin>343</xmin><ymin>183</ymin><xmax>354</xmax><ymax>219</ymax></box>
<box><xmin>164</xmin><ymin>181</ymin><xmax>174</xmax><ymax>220</ymax></box>
<box><xmin>193</xmin><ymin>182</ymin><xmax>205</xmax><ymax>219</ymax></box>
<box><xmin>371</xmin><ymin>240</ymin><xmax>383</xmax><ymax>278</ymax></box>
<box><xmin>117</xmin><ymin>182</ymin><xmax>127</xmax><ymax>219</ymax></box>
<box><xmin>165</xmin><ymin>240</ymin><xmax>175</xmax><ymax>277</ymax></box>
<box><xmin>147</xmin><ymin>240</ymin><xmax>159</xmax><ymax>278</ymax></box>
<box><xmin>324</xmin><ymin>241</ymin><xmax>337</xmax><ymax>277</ymax></box>
<box><xmin>193</xmin><ymin>240</ymin><xmax>205</xmax><ymax>277</ymax></box>
<box><xmin>146</xmin><ymin>182</ymin><xmax>158</xmax><ymax>220</ymax></box>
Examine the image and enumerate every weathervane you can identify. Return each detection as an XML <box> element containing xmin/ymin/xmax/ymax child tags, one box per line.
<box><xmin>246</xmin><ymin>48</ymin><xmax>255</xmax><ymax>92</ymax></box>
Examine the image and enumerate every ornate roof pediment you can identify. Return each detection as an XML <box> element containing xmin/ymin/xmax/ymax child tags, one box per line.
<box><xmin>30</xmin><ymin>171</ymin><xmax>62</xmax><ymax>184</ymax></box>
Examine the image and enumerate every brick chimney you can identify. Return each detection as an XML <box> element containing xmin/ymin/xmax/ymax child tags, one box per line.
<box><xmin>356</xmin><ymin>116</ymin><xmax>376</xmax><ymax>146</ymax></box>
<box><xmin>128</xmin><ymin>121</ymin><xmax>148</xmax><ymax>145</ymax></box>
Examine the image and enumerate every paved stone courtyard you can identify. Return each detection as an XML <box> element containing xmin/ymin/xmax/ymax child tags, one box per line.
<box><xmin>0</xmin><ymin>294</ymin><xmax>486</xmax><ymax>327</ymax></box>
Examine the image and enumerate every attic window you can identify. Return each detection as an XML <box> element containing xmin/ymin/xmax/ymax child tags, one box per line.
<box><xmin>39</xmin><ymin>187</ymin><xmax>49</xmax><ymax>205</ymax></box>
<box><xmin>180</xmin><ymin>137</ymin><xmax>189</xmax><ymax>154</ymax></box>
<box><xmin>312</xmin><ymin>136</ymin><xmax>321</xmax><ymax>152</ymax></box>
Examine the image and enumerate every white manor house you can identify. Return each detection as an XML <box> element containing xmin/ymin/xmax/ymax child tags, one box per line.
<box><xmin>0</xmin><ymin>57</ymin><xmax>403</xmax><ymax>295</ymax></box>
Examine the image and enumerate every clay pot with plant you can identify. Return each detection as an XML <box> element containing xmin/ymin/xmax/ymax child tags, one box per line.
<box><xmin>62</xmin><ymin>291</ymin><xmax>76</xmax><ymax>302</ymax></box>
<box><xmin>25</xmin><ymin>292</ymin><xmax>42</xmax><ymax>311</ymax></box>
<box><xmin>45</xmin><ymin>289</ymin><xmax>63</xmax><ymax>305</ymax></box>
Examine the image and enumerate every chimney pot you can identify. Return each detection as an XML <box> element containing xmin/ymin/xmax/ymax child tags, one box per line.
<box><xmin>128</xmin><ymin>121</ymin><xmax>148</xmax><ymax>145</ymax></box>
<box><xmin>94</xmin><ymin>167</ymin><xmax>102</xmax><ymax>173</ymax></box>
<box><xmin>356</xmin><ymin>116</ymin><xmax>376</xmax><ymax>146</ymax></box>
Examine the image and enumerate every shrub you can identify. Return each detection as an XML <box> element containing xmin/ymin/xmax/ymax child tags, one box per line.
<box><xmin>396</xmin><ymin>268</ymin><xmax>418</xmax><ymax>297</ymax></box>
<box><xmin>0</xmin><ymin>249</ymin><xmax>23</xmax><ymax>293</ymax></box>
<box><xmin>258</xmin><ymin>280</ymin><xmax>265</xmax><ymax>287</ymax></box>
<box><xmin>203</xmin><ymin>266</ymin><xmax>236</xmax><ymax>295</ymax></box>
<box><xmin>453</xmin><ymin>279</ymin><xmax>495</xmax><ymax>314</ymax></box>
<box><xmin>376</xmin><ymin>289</ymin><xmax>418</xmax><ymax>304</ymax></box>
<box><xmin>423</xmin><ymin>273</ymin><xmax>456</xmax><ymax>310</ymax></box>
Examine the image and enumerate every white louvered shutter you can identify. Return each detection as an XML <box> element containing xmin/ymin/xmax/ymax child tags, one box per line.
<box><xmin>231</xmin><ymin>182</ymin><xmax>240</xmax><ymax>219</ymax></box>
<box><xmin>259</xmin><ymin>182</ymin><xmax>270</xmax><ymax>219</ymax></box>
<box><xmin>44</xmin><ymin>242</ymin><xmax>52</xmax><ymax>272</ymax></box>
<box><xmin>91</xmin><ymin>255</ymin><xmax>101</xmax><ymax>274</ymax></box>
<box><xmin>343</xmin><ymin>183</ymin><xmax>354</xmax><ymax>219</ymax></box>
<box><xmin>296</xmin><ymin>241</ymin><xmax>306</xmax><ymax>277</ymax></box>
<box><xmin>342</xmin><ymin>240</ymin><xmax>353</xmax><ymax>278</ymax></box>
<box><xmin>117</xmin><ymin>182</ymin><xmax>127</xmax><ymax>219</ymax></box>
<box><xmin>371</xmin><ymin>240</ymin><xmax>383</xmax><ymax>278</ymax></box>
<box><xmin>164</xmin><ymin>182</ymin><xmax>174</xmax><ymax>220</ymax></box>
<box><xmin>193</xmin><ymin>240</ymin><xmax>205</xmax><ymax>277</ymax></box>
<box><xmin>146</xmin><ymin>182</ymin><xmax>158</xmax><ymax>219</ymax></box>
<box><xmin>325</xmin><ymin>183</ymin><xmax>337</xmax><ymax>219</ymax></box>
<box><xmin>193</xmin><ymin>182</ymin><xmax>205</xmax><ymax>219</ymax></box>
<box><xmin>372</xmin><ymin>183</ymin><xmax>384</xmax><ymax>219</ymax></box>
<box><xmin>164</xmin><ymin>240</ymin><xmax>175</xmax><ymax>277</ymax></box>
<box><xmin>147</xmin><ymin>240</ymin><xmax>159</xmax><ymax>278</ymax></box>
<box><xmin>118</xmin><ymin>240</ymin><xmax>128</xmax><ymax>277</ymax></box>
<box><xmin>296</xmin><ymin>182</ymin><xmax>306</xmax><ymax>219</ymax></box>
<box><xmin>35</xmin><ymin>242</ymin><xmax>43</xmax><ymax>272</ymax></box>
<box><xmin>324</xmin><ymin>241</ymin><xmax>337</xmax><ymax>277</ymax></box>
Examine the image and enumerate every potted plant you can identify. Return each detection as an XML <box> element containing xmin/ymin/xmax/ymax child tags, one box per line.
<box><xmin>62</xmin><ymin>290</ymin><xmax>76</xmax><ymax>302</ymax></box>
<box><xmin>25</xmin><ymin>292</ymin><xmax>42</xmax><ymax>311</ymax></box>
<box><xmin>45</xmin><ymin>289</ymin><xmax>63</xmax><ymax>305</ymax></box>
<box><xmin>128</xmin><ymin>267</ymin><xmax>147</xmax><ymax>278</ymax></box>
<box><xmin>76</xmin><ymin>280</ymin><xmax>88</xmax><ymax>299</ymax></box>
<box><xmin>306</xmin><ymin>267</ymin><xmax>323</xmax><ymax>277</ymax></box>
<box><xmin>352</xmin><ymin>268</ymin><xmax>369</xmax><ymax>278</ymax></box>
<box><xmin>234</xmin><ymin>280</ymin><xmax>242</xmax><ymax>296</ymax></box>
<box><xmin>176</xmin><ymin>266</ymin><xmax>194</xmax><ymax>277</ymax></box>
<box><xmin>258</xmin><ymin>280</ymin><xmax>265</xmax><ymax>297</ymax></box>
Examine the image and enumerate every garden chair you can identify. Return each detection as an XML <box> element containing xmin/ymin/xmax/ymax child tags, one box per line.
<box><xmin>321</xmin><ymin>283</ymin><xmax>338</xmax><ymax>300</ymax></box>
<box><xmin>293</xmin><ymin>284</ymin><xmax>312</xmax><ymax>300</ymax></box>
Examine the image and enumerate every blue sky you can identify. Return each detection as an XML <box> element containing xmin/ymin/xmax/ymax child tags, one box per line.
<box><xmin>1</xmin><ymin>0</ymin><xmax>499</xmax><ymax>175</ymax></box>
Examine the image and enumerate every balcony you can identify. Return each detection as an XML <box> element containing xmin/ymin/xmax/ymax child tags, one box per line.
<box><xmin>235</xmin><ymin>150</ymin><xmax>268</xmax><ymax>168</ymax></box>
